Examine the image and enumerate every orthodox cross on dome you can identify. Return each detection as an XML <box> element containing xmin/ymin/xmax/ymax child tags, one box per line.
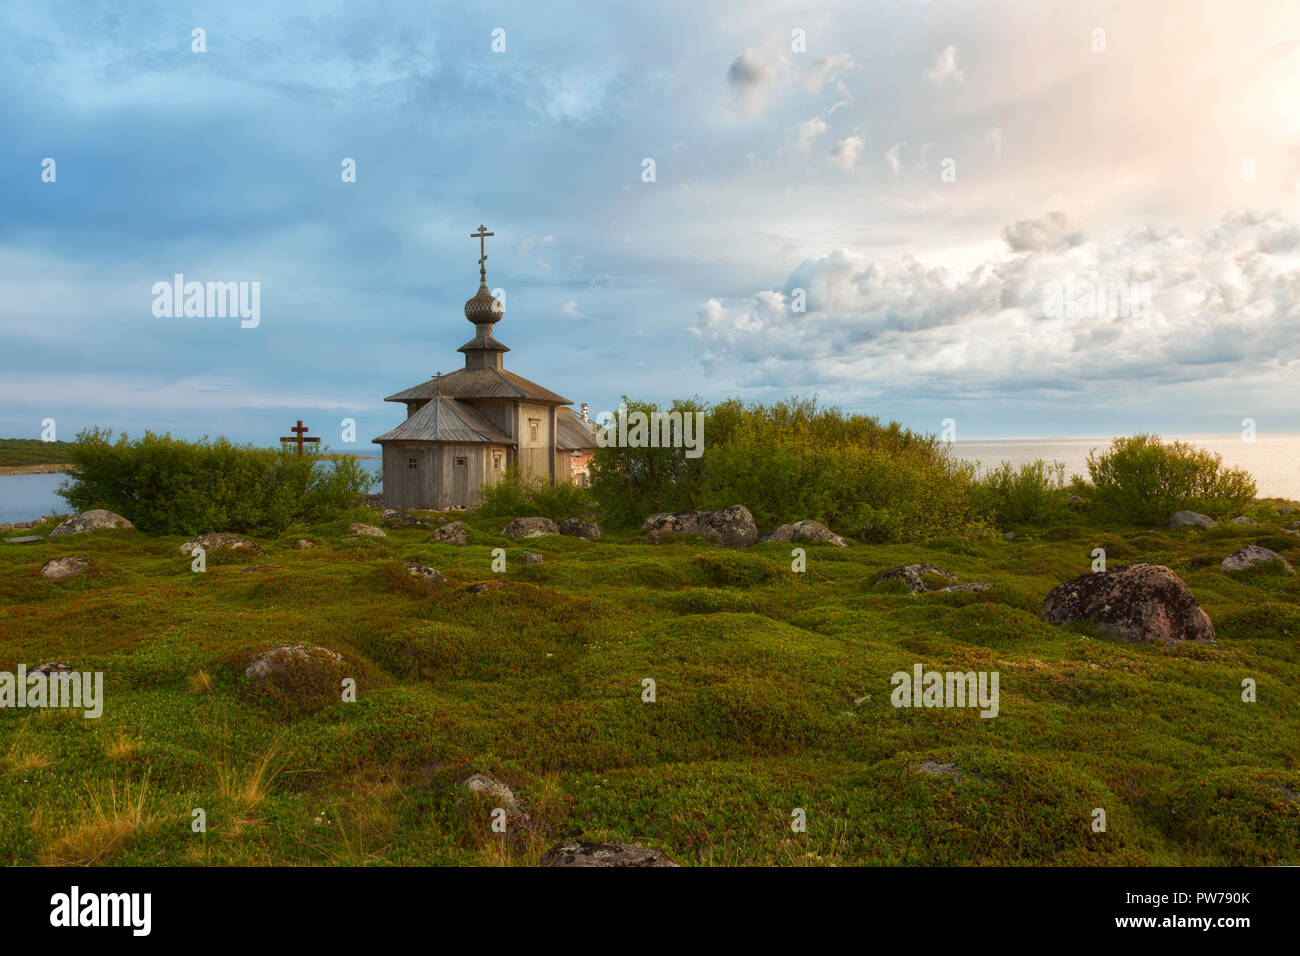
<box><xmin>279</xmin><ymin>419</ymin><xmax>320</xmax><ymax>456</ymax></box>
<box><xmin>470</xmin><ymin>224</ymin><xmax>494</xmax><ymax>282</ymax></box>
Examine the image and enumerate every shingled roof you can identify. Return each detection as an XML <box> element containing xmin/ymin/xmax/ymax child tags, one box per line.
<box><xmin>384</xmin><ymin>367</ymin><xmax>571</xmax><ymax>405</ymax></box>
<box><xmin>556</xmin><ymin>405</ymin><xmax>599</xmax><ymax>451</ymax></box>
<box><xmin>372</xmin><ymin>395</ymin><xmax>514</xmax><ymax>445</ymax></box>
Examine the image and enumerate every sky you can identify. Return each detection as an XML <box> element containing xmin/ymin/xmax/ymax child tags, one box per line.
<box><xmin>2</xmin><ymin>0</ymin><xmax>1300</xmax><ymax>450</ymax></box>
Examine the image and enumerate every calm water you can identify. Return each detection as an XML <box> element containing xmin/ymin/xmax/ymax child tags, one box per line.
<box><xmin>952</xmin><ymin>436</ymin><xmax>1300</xmax><ymax>500</ymax></box>
<box><xmin>1</xmin><ymin>438</ymin><xmax>1295</xmax><ymax>524</ymax></box>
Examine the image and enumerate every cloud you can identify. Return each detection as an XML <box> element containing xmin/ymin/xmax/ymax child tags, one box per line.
<box><xmin>517</xmin><ymin>235</ymin><xmax>556</xmax><ymax>271</ymax></box>
<box><xmin>559</xmin><ymin>300</ymin><xmax>585</xmax><ymax>319</ymax></box>
<box><xmin>787</xmin><ymin>117</ymin><xmax>829</xmax><ymax>153</ymax></box>
<box><xmin>804</xmin><ymin>52</ymin><xmax>854</xmax><ymax>92</ymax></box>
<box><xmin>727</xmin><ymin>46</ymin><xmax>790</xmax><ymax>117</ymax></box>
<box><xmin>690</xmin><ymin>211</ymin><xmax>1300</xmax><ymax>401</ymax></box>
<box><xmin>1001</xmin><ymin>211</ymin><xmax>1081</xmax><ymax>252</ymax></box>
<box><xmin>924</xmin><ymin>44</ymin><xmax>965</xmax><ymax>84</ymax></box>
<box><xmin>829</xmin><ymin>136</ymin><xmax>864</xmax><ymax>172</ymax></box>
<box><xmin>885</xmin><ymin>140</ymin><xmax>907</xmax><ymax>176</ymax></box>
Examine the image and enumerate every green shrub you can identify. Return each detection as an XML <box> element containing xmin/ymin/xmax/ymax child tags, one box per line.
<box><xmin>476</xmin><ymin>465</ymin><xmax>594</xmax><ymax>521</ymax></box>
<box><xmin>57</xmin><ymin>428</ymin><xmax>373</xmax><ymax>536</ymax></box>
<box><xmin>589</xmin><ymin>396</ymin><xmax>977</xmax><ymax>543</ymax></box>
<box><xmin>971</xmin><ymin>459</ymin><xmax>1068</xmax><ymax>527</ymax></box>
<box><xmin>1086</xmin><ymin>435</ymin><xmax>1256</xmax><ymax>524</ymax></box>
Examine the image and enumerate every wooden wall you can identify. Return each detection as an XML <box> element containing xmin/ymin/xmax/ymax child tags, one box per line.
<box><xmin>382</xmin><ymin>442</ymin><xmax>508</xmax><ymax>510</ymax></box>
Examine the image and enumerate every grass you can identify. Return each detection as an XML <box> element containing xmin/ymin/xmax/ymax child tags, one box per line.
<box><xmin>0</xmin><ymin>506</ymin><xmax>1297</xmax><ymax>866</ymax></box>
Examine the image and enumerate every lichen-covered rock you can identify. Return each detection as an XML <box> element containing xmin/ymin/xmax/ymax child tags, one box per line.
<box><xmin>539</xmin><ymin>840</ymin><xmax>678</xmax><ymax>868</ymax></box>
<box><xmin>1169</xmin><ymin>510</ymin><xmax>1214</xmax><ymax>529</ymax></box>
<box><xmin>641</xmin><ymin>505</ymin><xmax>758</xmax><ymax>548</ymax></box>
<box><xmin>1230</xmin><ymin>515</ymin><xmax>1256</xmax><ymax>526</ymax></box>
<box><xmin>429</xmin><ymin>521</ymin><xmax>469</xmax><ymax>546</ymax></box>
<box><xmin>348</xmin><ymin>522</ymin><xmax>387</xmax><ymax>538</ymax></box>
<box><xmin>40</xmin><ymin>556</ymin><xmax>90</xmax><ymax>582</ymax></box>
<box><xmin>520</xmin><ymin>551</ymin><xmax>544</xmax><ymax>565</ymax></box>
<box><xmin>761</xmin><ymin>519</ymin><xmax>847</xmax><ymax>547</ymax></box>
<box><xmin>404</xmin><ymin>561</ymin><xmax>447</xmax><ymax>585</ymax></box>
<box><xmin>242</xmin><ymin>644</ymin><xmax>346</xmax><ymax>712</ymax></box>
<box><xmin>382</xmin><ymin>509</ymin><xmax>430</xmax><ymax>528</ymax></box>
<box><xmin>1221</xmin><ymin>546</ymin><xmax>1294</xmax><ymax>574</ymax></box>
<box><xmin>558</xmin><ymin>517</ymin><xmax>603</xmax><ymax>540</ymax></box>
<box><xmin>939</xmin><ymin>582</ymin><xmax>993</xmax><ymax>594</ymax></box>
<box><xmin>464</xmin><ymin>773</ymin><xmax>526</xmax><ymax>817</ymax></box>
<box><xmin>178</xmin><ymin>532</ymin><xmax>263</xmax><ymax>556</ymax></box>
<box><xmin>875</xmin><ymin>564</ymin><xmax>958</xmax><ymax>593</ymax></box>
<box><xmin>1042</xmin><ymin>563</ymin><xmax>1215</xmax><ymax>646</ymax></box>
<box><xmin>294</xmin><ymin>539</ymin><xmax>316</xmax><ymax>549</ymax></box>
<box><xmin>49</xmin><ymin>510</ymin><xmax>133</xmax><ymax>537</ymax></box>
<box><xmin>502</xmin><ymin>516</ymin><xmax>559</xmax><ymax>539</ymax></box>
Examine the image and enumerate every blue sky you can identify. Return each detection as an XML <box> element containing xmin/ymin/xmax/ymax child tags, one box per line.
<box><xmin>3</xmin><ymin>0</ymin><xmax>1299</xmax><ymax>450</ymax></box>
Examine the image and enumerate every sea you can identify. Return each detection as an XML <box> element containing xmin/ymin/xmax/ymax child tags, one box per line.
<box><xmin>1</xmin><ymin>437</ymin><xmax>1296</xmax><ymax>525</ymax></box>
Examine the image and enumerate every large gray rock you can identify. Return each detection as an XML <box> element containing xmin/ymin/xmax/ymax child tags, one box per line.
<box><xmin>760</xmin><ymin>519</ymin><xmax>847</xmax><ymax>547</ymax></box>
<box><xmin>243</xmin><ymin>644</ymin><xmax>346</xmax><ymax>712</ymax></box>
<box><xmin>1221</xmin><ymin>546</ymin><xmax>1294</xmax><ymax>574</ymax></box>
<box><xmin>539</xmin><ymin>841</ymin><xmax>678</xmax><ymax>868</ymax></box>
<box><xmin>404</xmin><ymin>561</ymin><xmax>447</xmax><ymax>585</ymax></box>
<box><xmin>382</xmin><ymin>509</ymin><xmax>431</xmax><ymax>529</ymax></box>
<box><xmin>179</xmin><ymin>532</ymin><xmax>263</xmax><ymax>556</ymax></box>
<box><xmin>1169</xmin><ymin>510</ymin><xmax>1214</xmax><ymax>529</ymax></box>
<box><xmin>558</xmin><ymin>517</ymin><xmax>603</xmax><ymax>540</ymax></box>
<box><xmin>641</xmin><ymin>505</ymin><xmax>758</xmax><ymax>548</ymax></box>
<box><xmin>520</xmin><ymin>551</ymin><xmax>544</xmax><ymax>565</ymax></box>
<box><xmin>41</xmin><ymin>556</ymin><xmax>90</xmax><ymax>582</ymax></box>
<box><xmin>875</xmin><ymin>564</ymin><xmax>957</xmax><ymax>593</ymax></box>
<box><xmin>1230</xmin><ymin>515</ymin><xmax>1256</xmax><ymax>526</ymax></box>
<box><xmin>348</xmin><ymin>522</ymin><xmax>387</xmax><ymax>538</ymax></box>
<box><xmin>502</xmin><ymin>516</ymin><xmax>559</xmax><ymax>539</ymax></box>
<box><xmin>464</xmin><ymin>773</ymin><xmax>526</xmax><ymax>818</ymax></box>
<box><xmin>428</xmin><ymin>520</ymin><xmax>469</xmax><ymax>545</ymax></box>
<box><xmin>49</xmin><ymin>510</ymin><xmax>133</xmax><ymax>537</ymax></box>
<box><xmin>1042</xmin><ymin>563</ymin><xmax>1215</xmax><ymax>646</ymax></box>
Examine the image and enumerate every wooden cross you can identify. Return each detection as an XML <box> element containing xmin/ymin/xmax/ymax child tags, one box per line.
<box><xmin>470</xmin><ymin>224</ymin><xmax>494</xmax><ymax>270</ymax></box>
<box><xmin>279</xmin><ymin>420</ymin><xmax>320</xmax><ymax>455</ymax></box>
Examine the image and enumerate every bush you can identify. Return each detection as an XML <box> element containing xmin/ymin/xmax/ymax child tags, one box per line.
<box><xmin>1085</xmin><ymin>434</ymin><xmax>1256</xmax><ymax>525</ymax></box>
<box><xmin>476</xmin><ymin>465</ymin><xmax>594</xmax><ymax>521</ymax></box>
<box><xmin>970</xmin><ymin>459</ymin><xmax>1068</xmax><ymax>528</ymax></box>
<box><xmin>588</xmin><ymin>396</ymin><xmax>978</xmax><ymax>542</ymax></box>
<box><xmin>57</xmin><ymin>428</ymin><xmax>374</xmax><ymax>535</ymax></box>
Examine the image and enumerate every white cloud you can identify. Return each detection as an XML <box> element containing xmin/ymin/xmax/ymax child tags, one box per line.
<box><xmin>726</xmin><ymin>46</ymin><xmax>791</xmax><ymax>117</ymax></box>
<box><xmin>787</xmin><ymin>117</ymin><xmax>829</xmax><ymax>153</ymax></box>
<box><xmin>885</xmin><ymin>140</ymin><xmax>907</xmax><ymax>176</ymax></box>
<box><xmin>924</xmin><ymin>44</ymin><xmax>965</xmax><ymax>84</ymax></box>
<box><xmin>829</xmin><ymin>136</ymin><xmax>864</xmax><ymax>172</ymax></box>
<box><xmin>804</xmin><ymin>53</ymin><xmax>855</xmax><ymax>92</ymax></box>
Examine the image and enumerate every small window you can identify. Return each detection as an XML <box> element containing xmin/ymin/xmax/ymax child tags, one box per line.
<box><xmin>493</xmin><ymin>452</ymin><xmax>502</xmax><ymax>470</ymax></box>
<box><xmin>407</xmin><ymin>457</ymin><xmax>418</xmax><ymax>470</ymax></box>
<box><xmin>455</xmin><ymin>456</ymin><xmax>467</xmax><ymax>467</ymax></box>
<box><xmin>529</xmin><ymin>418</ymin><xmax>540</xmax><ymax>445</ymax></box>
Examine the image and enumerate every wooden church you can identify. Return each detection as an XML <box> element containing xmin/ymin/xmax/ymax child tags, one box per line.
<box><xmin>373</xmin><ymin>226</ymin><xmax>597</xmax><ymax>510</ymax></box>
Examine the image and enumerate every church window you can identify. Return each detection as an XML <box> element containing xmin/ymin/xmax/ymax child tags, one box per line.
<box><xmin>407</xmin><ymin>456</ymin><xmax>418</xmax><ymax>470</ymax></box>
<box><xmin>455</xmin><ymin>456</ymin><xmax>467</xmax><ymax>466</ymax></box>
<box><xmin>493</xmin><ymin>452</ymin><xmax>502</xmax><ymax>470</ymax></box>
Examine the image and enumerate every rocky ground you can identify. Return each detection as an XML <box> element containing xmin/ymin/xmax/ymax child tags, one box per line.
<box><xmin>0</xmin><ymin>503</ymin><xmax>1297</xmax><ymax>866</ymax></box>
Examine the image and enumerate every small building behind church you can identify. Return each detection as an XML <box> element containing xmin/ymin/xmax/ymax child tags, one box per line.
<box><xmin>372</xmin><ymin>227</ymin><xmax>597</xmax><ymax>510</ymax></box>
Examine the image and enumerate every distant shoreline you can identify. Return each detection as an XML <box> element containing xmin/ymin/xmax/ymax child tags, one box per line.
<box><xmin>0</xmin><ymin>463</ymin><xmax>73</xmax><ymax>476</ymax></box>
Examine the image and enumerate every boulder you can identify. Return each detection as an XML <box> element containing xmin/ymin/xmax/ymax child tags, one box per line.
<box><xmin>243</xmin><ymin>644</ymin><xmax>346</xmax><ymax>712</ymax></box>
<box><xmin>348</xmin><ymin>522</ymin><xmax>387</xmax><ymax>538</ymax></box>
<box><xmin>31</xmin><ymin>661</ymin><xmax>73</xmax><ymax>676</ymax></box>
<box><xmin>875</xmin><ymin>564</ymin><xmax>958</xmax><ymax>593</ymax></box>
<box><xmin>464</xmin><ymin>773</ymin><xmax>526</xmax><ymax>818</ymax></box>
<box><xmin>520</xmin><ymin>551</ymin><xmax>544</xmax><ymax>565</ymax></box>
<box><xmin>641</xmin><ymin>505</ymin><xmax>758</xmax><ymax>548</ymax></box>
<box><xmin>178</xmin><ymin>532</ymin><xmax>263</xmax><ymax>556</ymax></box>
<box><xmin>404</xmin><ymin>561</ymin><xmax>447</xmax><ymax>585</ymax></box>
<box><xmin>1004</xmin><ymin>531</ymin><xmax>1018</xmax><ymax>541</ymax></box>
<box><xmin>1041</xmin><ymin>563</ymin><xmax>1216</xmax><ymax>646</ymax></box>
<box><xmin>539</xmin><ymin>841</ymin><xmax>678</xmax><ymax>868</ymax></box>
<box><xmin>760</xmin><ymin>519</ymin><xmax>847</xmax><ymax>547</ymax></box>
<box><xmin>939</xmin><ymin>582</ymin><xmax>993</xmax><ymax>594</ymax></box>
<box><xmin>3</xmin><ymin>536</ymin><xmax>45</xmax><ymax>544</ymax></box>
<box><xmin>1220</xmin><ymin>546</ymin><xmax>1294</xmax><ymax>575</ymax></box>
<box><xmin>1230</xmin><ymin>515</ymin><xmax>1256</xmax><ymax>526</ymax></box>
<box><xmin>1169</xmin><ymin>510</ymin><xmax>1214</xmax><ymax>529</ymax></box>
<box><xmin>429</xmin><ymin>521</ymin><xmax>469</xmax><ymax>546</ymax></box>
<box><xmin>382</xmin><ymin>509</ymin><xmax>430</xmax><ymax>528</ymax></box>
<box><xmin>502</xmin><ymin>516</ymin><xmax>559</xmax><ymax>539</ymax></box>
<box><xmin>40</xmin><ymin>557</ymin><xmax>90</xmax><ymax>582</ymax></box>
<box><xmin>558</xmin><ymin>517</ymin><xmax>603</xmax><ymax>540</ymax></box>
<box><xmin>49</xmin><ymin>510</ymin><xmax>133</xmax><ymax>537</ymax></box>
<box><xmin>294</xmin><ymin>539</ymin><xmax>317</xmax><ymax>549</ymax></box>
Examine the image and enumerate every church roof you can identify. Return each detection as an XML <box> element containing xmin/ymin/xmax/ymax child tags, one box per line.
<box><xmin>372</xmin><ymin>395</ymin><xmax>514</xmax><ymax>445</ymax></box>
<box><xmin>384</xmin><ymin>367</ymin><xmax>572</xmax><ymax>405</ymax></box>
<box><xmin>556</xmin><ymin>406</ymin><xmax>599</xmax><ymax>451</ymax></box>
